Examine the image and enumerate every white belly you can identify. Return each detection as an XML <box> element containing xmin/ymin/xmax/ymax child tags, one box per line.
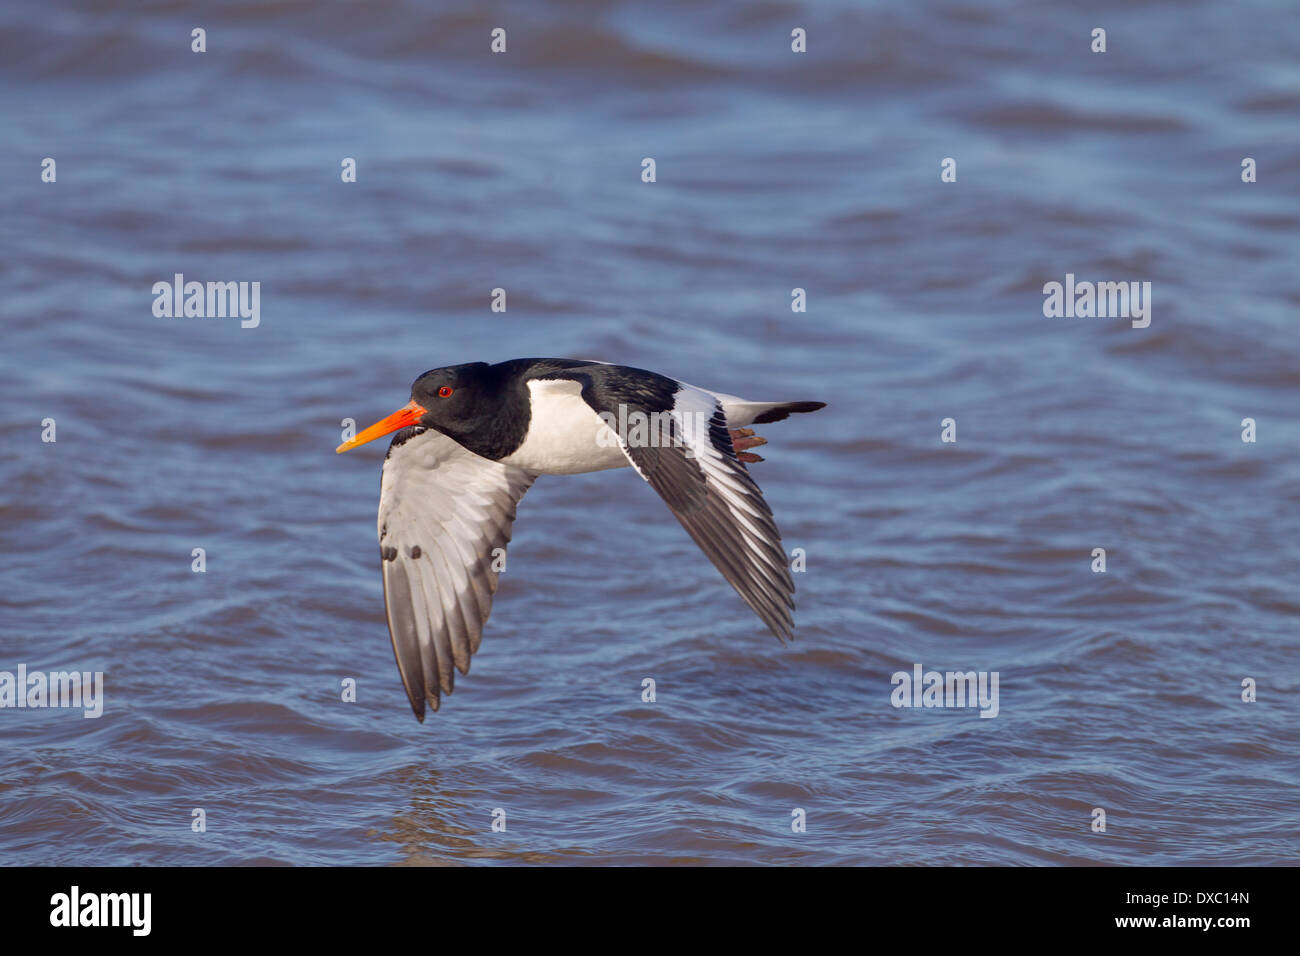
<box><xmin>498</xmin><ymin>379</ymin><xmax>632</xmax><ymax>475</ymax></box>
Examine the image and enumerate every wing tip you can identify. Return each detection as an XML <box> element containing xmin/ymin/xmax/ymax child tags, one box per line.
<box><xmin>764</xmin><ymin>609</ymin><xmax>796</xmax><ymax>645</ymax></box>
<box><xmin>408</xmin><ymin>694</ymin><xmax>427</xmax><ymax>722</ymax></box>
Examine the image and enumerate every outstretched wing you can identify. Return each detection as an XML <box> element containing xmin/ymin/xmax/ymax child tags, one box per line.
<box><xmin>551</xmin><ymin>371</ymin><xmax>797</xmax><ymax>641</ymax></box>
<box><xmin>377</xmin><ymin>426</ymin><xmax>535</xmax><ymax>720</ymax></box>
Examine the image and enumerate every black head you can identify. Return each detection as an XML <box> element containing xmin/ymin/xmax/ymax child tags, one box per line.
<box><xmin>335</xmin><ymin>362</ymin><xmax>493</xmax><ymax>455</ymax></box>
<box><xmin>408</xmin><ymin>362</ymin><xmax>493</xmax><ymax>441</ymax></box>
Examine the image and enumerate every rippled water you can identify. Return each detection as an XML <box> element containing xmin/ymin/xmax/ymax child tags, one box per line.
<box><xmin>1</xmin><ymin>0</ymin><xmax>1297</xmax><ymax>865</ymax></box>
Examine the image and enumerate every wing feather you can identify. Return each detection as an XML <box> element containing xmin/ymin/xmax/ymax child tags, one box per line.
<box><xmin>377</xmin><ymin>427</ymin><xmax>535</xmax><ymax>720</ymax></box>
<box><xmin>554</xmin><ymin>374</ymin><xmax>798</xmax><ymax>641</ymax></box>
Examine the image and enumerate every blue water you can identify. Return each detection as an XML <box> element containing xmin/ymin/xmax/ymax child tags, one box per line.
<box><xmin>0</xmin><ymin>0</ymin><xmax>1297</xmax><ymax>865</ymax></box>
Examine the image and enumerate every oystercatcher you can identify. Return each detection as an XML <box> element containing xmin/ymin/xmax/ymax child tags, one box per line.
<box><xmin>337</xmin><ymin>358</ymin><xmax>825</xmax><ymax>720</ymax></box>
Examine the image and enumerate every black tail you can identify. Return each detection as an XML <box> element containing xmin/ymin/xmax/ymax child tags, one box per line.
<box><xmin>752</xmin><ymin>401</ymin><xmax>827</xmax><ymax>424</ymax></box>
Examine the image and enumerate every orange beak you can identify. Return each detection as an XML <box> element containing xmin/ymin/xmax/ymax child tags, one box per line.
<box><xmin>336</xmin><ymin>400</ymin><xmax>428</xmax><ymax>453</ymax></box>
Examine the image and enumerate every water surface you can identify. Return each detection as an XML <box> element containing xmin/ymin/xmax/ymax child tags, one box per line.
<box><xmin>1</xmin><ymin>0</ymin><xmax>1297</xmax><ymax>865</ymax></box>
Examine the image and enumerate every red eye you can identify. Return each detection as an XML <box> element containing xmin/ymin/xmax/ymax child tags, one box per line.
<box><xmin>437</xmin><ymin>386</ymin><xmax>454</xmax><ymax>398</ymax></box>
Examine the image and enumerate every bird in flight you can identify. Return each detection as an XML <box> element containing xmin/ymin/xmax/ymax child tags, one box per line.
<box><xmin>337</xmin><ymin>358</ymin><xmax>825</xmax><ymax>721</ymax></box>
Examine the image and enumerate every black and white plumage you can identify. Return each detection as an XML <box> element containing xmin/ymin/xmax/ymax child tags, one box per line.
<box><xmin>338</xmin><ymin>358</ymin><xmax>826</xmax><ymax>721</ymax></box>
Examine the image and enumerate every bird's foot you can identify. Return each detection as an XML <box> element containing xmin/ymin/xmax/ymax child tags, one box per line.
<box><xmin>730</xmin><ymin>428</ymin><xmax>768</xmax><ymax>463</ymax></box>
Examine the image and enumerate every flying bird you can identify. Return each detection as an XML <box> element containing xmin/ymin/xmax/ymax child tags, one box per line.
<box><xmin>337</xmin><ymin>358</ymin><xmax>826</xmax><ymax>720</ymax></box>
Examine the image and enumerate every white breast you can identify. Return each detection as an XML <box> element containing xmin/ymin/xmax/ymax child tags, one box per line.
<box><xmin>498</xmin><ymin>379</ymin><xmax>632</xmax><ymax>475</ymax></box>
